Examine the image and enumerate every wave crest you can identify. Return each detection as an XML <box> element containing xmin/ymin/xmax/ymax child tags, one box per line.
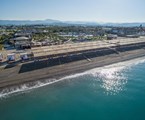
<box><xmin>1</xmin><ymin>56</ymin><xmax>145</xmax><ymax>98</ymax></box>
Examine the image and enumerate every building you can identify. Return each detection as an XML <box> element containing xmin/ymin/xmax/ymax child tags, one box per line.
<box><xmin>10</xmin><ymin>37</ymin><xmax>31</xmax><ymax>49</ymax></box>
<box><xmin>107</xmin><ymin>34</ymin><xmax>118</xmax><ymax>40</ymax></box>
<box><xmin>111</xmin><ymin>27</ymin><xmax>140</xmax><ymax>37</ymax></box>
<box><xmin>20</xmin><ymin>52</ymin><xmax>29</xmax><ymax>61</ymax></box>
<box><xmin>14</xmin><ymin>32</ymin><xmax>31</xmax><ymax>38</ymax></box>
<box><xmin>7</xmin><ymin>53</ymin><xmax>15</xmax><ymax>62</ymax></box>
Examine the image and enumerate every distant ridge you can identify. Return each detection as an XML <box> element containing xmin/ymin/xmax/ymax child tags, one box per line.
<box><xmin>0</xmin><ymin>19</ymin><xmax>145</xmax><ymax>27</ymax></box>
<box><xmin>0</xmin><ymin>19</ymin><xmax>63</xmax><ymax>25</ymax></box>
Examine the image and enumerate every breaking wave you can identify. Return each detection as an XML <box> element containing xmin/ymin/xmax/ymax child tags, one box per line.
<box><xmin>1</xmin><ymin>56</ymin><xmax>145</xmax><ymax>98</ymax></box>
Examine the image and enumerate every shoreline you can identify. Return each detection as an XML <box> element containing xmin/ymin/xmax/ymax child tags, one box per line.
<box><xmin>1</xmin><ymin>48</ymin><xmax>145</xmax><ymax>91</ymax></box>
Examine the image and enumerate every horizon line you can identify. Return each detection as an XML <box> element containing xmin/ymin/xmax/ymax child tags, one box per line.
<box><xmin>0</xmin><ymin>19</ymin><xmax>145</xmax><ymax>24</ymax></box>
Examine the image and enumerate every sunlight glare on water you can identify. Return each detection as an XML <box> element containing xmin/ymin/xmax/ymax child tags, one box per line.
<box><xmin>91</xmin><ymin>66</ymin><xmax>127</xmax><ymax>95</ymax></box>
<box><xmin>1</xmin><ymin>56</ymin><xmax>145</xmax><ymax>98</ymax></box>
<box><xmin>88</xmin><ymin>56</ymin><xmax>145</xmax><ymax>95</ymax></box>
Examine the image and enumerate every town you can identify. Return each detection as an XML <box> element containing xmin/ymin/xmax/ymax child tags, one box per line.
<box><xmin>1</xmin><ymin>0</ymin><xmax>145</xmax><ymax>119</ymax></box>
<box><xmin>0</xmin><ymin>24</ymin><xmax>145</xmax><ymax>63</ymax></box>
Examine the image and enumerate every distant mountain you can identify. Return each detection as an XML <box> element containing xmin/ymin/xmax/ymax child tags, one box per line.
<box><xmin>0</xmin><ymin>19</ymin><xmax>145</xmax><ymax>27</ymax></box>
<box><xmin>101</xmin><ymin>22</ymin><xmax>145</xmax><ymax>27</ymax></box>
<box><xmin>0</xmin><ymin>19</ymin><xmax>63</xmax><ymax>25</ymax></box>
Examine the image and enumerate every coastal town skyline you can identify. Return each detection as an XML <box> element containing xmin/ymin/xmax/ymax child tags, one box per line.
<box><xmin>0</xmin><ymin>0</ymin><xmax>145</xmax><ymax>23</ymax></box>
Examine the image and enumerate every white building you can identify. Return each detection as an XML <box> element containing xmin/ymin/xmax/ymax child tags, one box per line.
<box><xmin>7</xmin><ymin>53</ymin><xmax>15</xmax><ymax>61</ymax></box>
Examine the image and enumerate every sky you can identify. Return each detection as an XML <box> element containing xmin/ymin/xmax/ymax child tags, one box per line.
<box><xmin>0</xmin><ymin>0</ymin><xmax>145</xmax><ymax>23</ymax></box>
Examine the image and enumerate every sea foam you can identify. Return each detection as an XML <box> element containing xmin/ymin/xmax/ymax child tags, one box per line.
<box><xmin>1</xmin><ymin>56</ymin><xmax>145</xmax><ymax>98</ymax></box>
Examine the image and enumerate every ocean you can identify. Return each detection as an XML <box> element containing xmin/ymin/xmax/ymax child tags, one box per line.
<box><xmin>0</xmin><ymin>57</ymin><xmax>145</xmax><ymax>120</ymax></box>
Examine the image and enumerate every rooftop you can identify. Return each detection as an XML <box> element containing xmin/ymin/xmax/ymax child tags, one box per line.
<box><xmin>11</xmin><ymin>37</ymin><xmax>30</xmax><ymax>41</ymax></box>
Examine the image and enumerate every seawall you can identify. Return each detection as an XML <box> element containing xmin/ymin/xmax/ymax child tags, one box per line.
<box><xmin>0</xmin><ymin>42</ymin><xmax>145</xmax><ymax>91</ymax></box>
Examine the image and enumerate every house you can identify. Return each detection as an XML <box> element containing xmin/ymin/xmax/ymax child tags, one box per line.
<box><xmin>126</xmin><ymin>35</ymin><xmax>139</xmax><ymax>38</ymax></box>
<box><xmin>30</xmin><ymin>41</ymin><xmax>42</xmax><ymax>47</ymax></box>
<box><xmin>107</xmin><ymin>34</ymin><xmax>118</xmax><ymax>40</ymax></box>
<box><xmin>111</xmin><ymin>27</ymin><xmax>140</xmax><ymax>37</ymax></box>
<box><xmin>10</xmin><ymin>37</ymin><xmax>31</xmax><ymax>49</ymax></box>
<box><xmin>14</xmin><ymin>32</ymin><xmax>31</xmax><ymax>38</ymax></box>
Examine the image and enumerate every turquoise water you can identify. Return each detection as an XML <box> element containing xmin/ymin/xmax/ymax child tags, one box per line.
<box><xmin>0</xmin><ymin>58</ymin><xmax>145</xmax><ymax>120</ymax></box>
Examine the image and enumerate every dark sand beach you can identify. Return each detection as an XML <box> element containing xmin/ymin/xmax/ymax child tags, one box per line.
<box><xmin>1</xmin><ymin>45</ymin><xmax>145</xmax><ymax>90</ymax></box>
